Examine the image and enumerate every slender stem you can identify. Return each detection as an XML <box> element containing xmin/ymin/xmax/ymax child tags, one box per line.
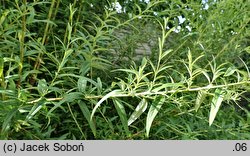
<box><xmin>51</xmin><ymin>0</ymin><xmax>61</xmax><ymax>22</ymax></box>
<box><xmin>27</xmin><ymin>80</ymin><xmax>249</xmax><ymax>103</ymax></box>
<box><xmin>18</xmin><ymin>0</ymin><xmax>27</xmax><ymax>88</ymax></box>
<box><xmin>85</xmin><ymin>81</ymin><xmax>250</xmax><ymax>99</ymax></box>
<box><xmin>0</xmin><ymin>74</ymin><xmax>5</xmax><ymax>100</ymax></box>
<box><xmin>34</xmin><ymin>0</ymin><xmax>57</xmax><ymax>70</ymax></box>
<box><xmin>41</xmin><ymin>0</ymin><xmax>56</xmax><ymax>45</ymax></box>
<box><xmin>67</xmin><ymin>103</ymin><xmax>86</xmax><ymax>139</ymax></box>
<box><xmin>74</xmin><ymin>0</ymin><xmax>83</xmax><ymax>35</ymax></box>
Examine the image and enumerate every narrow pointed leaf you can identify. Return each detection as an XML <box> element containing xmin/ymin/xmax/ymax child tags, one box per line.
<box><xmin>161</xmin><ymin>49</ymin><xmax>173</xmax><ymax>59</ymax></box>
<box><xmin>195</xmin><ymin>90</ymin><xmax>207</xmax><ymax>112</ymax></box>
<box><xmin>209</xmin><ymin>89</ymin><xmax>225</xmax><ymax>126</ymax></box>
<box><xmin>59</xmin><ymin>49</ymin><xmax>73</xmax><ymax>69</ymax></box>
<box><xmin>0</xmin><ymin>58</ymin><xmax>4</xmax><ymax>78</ymax></box>
<box><xmin>37</xmin><ymin>79</ymin><xmax>48</xmax><ymax>95</ymax></box>
<box><xmin>2</xmin><ymin>108</ymin><xmax>18</xmax><ymax>134</ymax></box>
<box><xmin>157</xmin><ymin>65</ymin><xmax>172</xmax><ymax>73</ymax></box>
<box><xmin>91</xmin><ymin>90</ymin><xmax>121</xmax><ymax>120</ymax></box>
<box><xmin>47</xmin><ymin>92</ymin><xmax>82</xmax><ymax>116</ymax></box>
<box><xmin>78</xmin><ymin>101</ymin><xmax>96</xmax><ymax>137</ymax></box>
<box><xmin>128</xmin><ymin>98</ymin><xmax>148</xmax><ymax>126</ymax></box>
<box><xmin>77</xmin><ymin>76</ymin><xmax>87</xmax><ymax>93</ymax></box>
<box><xmin>152</xmin><ymin>83</ymin><xmax>183</xmax><ymax>92</ymax></box>
<box><xmin>113</xmin><ymin>99</ymin><xmax>130</xmax><ymax>136</ymax></box>
<box><xmin>96</xmin><ymin>77</ymin><xmax>103</xmax><ymax>94</ymax></box>
<box><xmin>146</xmin><ymin>96</ymin><xmax>165</xmax><ymax>137</ymax></box>
<box><xmin>25</xmin><ymin>99</ymin><xmax>46</xmax><ymax>121</ymax></box>
<box><xmin>224</xmin><ymin>66</ymin><xmax>236</xmax><ymax>77</ymax></box>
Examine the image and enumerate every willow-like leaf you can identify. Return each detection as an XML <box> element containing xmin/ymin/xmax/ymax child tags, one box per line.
<box><xmin>1</xmin><ymin>108</ymin><xmax>18</xmax><ymax>134</ymax></box>
<box><xmin>146</xmin><ymin>96</ymin><xmax>165</xmax><ymax>137</ymax></box>
<box><xmin>128</xmin><ymin>98</ymin><xmax>148</xmax><ymax>126</ymax></box>
<box><xmin>59</xmin><ymin>49</ymin><xmax>74</xmax><ymax>70</ymax></box>
<box><xmin>195</xmin><ymin>90</ymin><xmax>207</xmax><ymax>112</ymax></box>
<box><xmin>161</xmin><ymin>49</ymin><xmax>173</xmax><ymax>59</ymax></box>
<box><xmin>0</xmin><ymin>58</ymin><xmax>3</xmax><ymax>78</ymax></box>
<box><xmin>37</xmin><ymin>79</ymin><xmax>48</xmax><ymax>95</ymax></box>
<box><xmin>209</xmin><ymin>88</ymin><xmax>226</xmax><ymax>126</ymax></box>
<box><xmin>224</xmin><ymin>66</ymin><xmax>236</xmax><ymax>77</ymax></box>
<box><xmin>78</xmin><ymin>76</ymin><xmax>87</xmax><ymax>93</ymax></box>
<box><xmin>78</xmin><ymin>101</ymin><xmax>96</xmax><ymax>137</ymax></box>
<box><xmin>25</xmin><ymin>99</ymin><xmax>46</xmax><ymax>121</ymax></box>
<box><xmin>152</xmin><ymin>83</ymin><xmax>183</xmax><ymax>92</ymax></box>
<box><xmin>113</xmin><ymin>99</ymin><xmax>130</xmax><ymax>136</ymax></box>
<box><xmin>47</xmin><ymin>92</ymin><xmax>83</xmax><ymax>116</ymax></box>
<box><xmin>90</xmin><ymin>90</ymin><xmax>121</xmax><ymax>120</ymax></box>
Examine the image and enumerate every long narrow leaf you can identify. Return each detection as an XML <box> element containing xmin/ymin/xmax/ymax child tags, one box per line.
<box><xmin>195</xmin><ymin>90</ymin><xmax>207</xmax><ymax>112</ymax></box>
<box><xmin>224</xmin><ymin>66</ymin><xmax>236</xmax><ymax>77</ymax></box>
<box><xmin>128</xmin><ymin>98</ymin><xmax>148</xmax><ymax>126</ymax></box>
<box><xmin>77</xmin><ymin>76</ymin><xmax>87</xmax><ymax>93</ymax></box>
<box><xmin>146</xmin><ymin>96</ymin><xmax>165</xmax><ymax>137</ymax></box>
<box><xmin>209</xmin><ymin>88</ymin><xmax>225</xmax><ymax>126</ymax></box>
<box><xmin>78</xmin><ymin>101</ymin><xmax>96</xmax><ymax>137</ymax></box>
<box><xmin>152</xmin><ymin>83</ymin><xmax>183</xmax><ymax>92</ymax></box>
<box><xmin>90</xmin><ymin>90</ymin><xmax>121</xmax><ymax>120</ymax></box>
<box><xmin>47</xmin><ymin>92</ymin><xmax>82</xmax><ymax>116</ymax></box>
<box><xmin>161</xmin><ymin>49</ymin><xmax>173</xmax><ymax>59</ymax></box>
<box><xmin>25</xmin><ymin>99</ymin><xmax>46</xmax><ymax>121</ymax></box>
<box><xmin>113</xmin><ymin>99</ymin><xmax>130</xmax><ymax>136</ymax></box>
<box><xmin>0</xmin><ymin>58</ymin><xmax>4</xmax><ymax>78</ymax></box>
<box><xmin>1</xmin><ymin>108</ymin><xmax>18</xmax><ymax>134</ymax></box>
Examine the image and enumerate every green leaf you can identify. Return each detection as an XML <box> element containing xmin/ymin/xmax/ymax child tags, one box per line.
<box><xmin>77</xmin><ymin>76</ymin><xmax>87</xmax><ymax>93</ymax></box>
<box><xmin>224</xmin><ymin>66</ymin><xmax>236</xmax><ymax>77</ymax></box>
<box><xmin>115</xmin><ymin>68</ymin><xmax>139</xmax><ymax>76</ymax></box>
<box><xmin>201</xmin><ymin>70</ymin><xmax>211</xmax><ymax>83</ymax></box>
<box><xmin>45</xmin><ymin>52</ymin><xmax>60</xmax><ymax>66</ymax></box>
<box><xmin>22</xmin><ymin>70</ymin><xmax>42</xmax><ymax>81</ymax></box>
<box><xmin>26</xmin><ymin>6</ymin><xmax>35</xmax><ymax>24</ymax></box>
<box><xmin>113</xmin><ymin>99</ymin><xmax>130</xmax><ymax>136</ymax></box>
<box><xmin>209</xmin><ymin>88</ymin><xmax>225</xmax><ymax>126</ymax></box>
<box><xmin>157</xmin><ymin>65</ymin><xmax>172</xmax><ymax>73</ymax></box>
<box><xmin>141</xmin><ymin>57</ymin><xmax>147</xmax><ymax>67</ymax></box>
<box><xmin>47</xmin><ymin>92</ymin><xmax>83</xmax><ymax>116</ymax></box>
<box><xmin>59</xmin><ymin>49</ymin><xmax>73</xmax><ymax>70</ymax></box>
<box><xmin>152</xmin><ymin>83</ymin><xmax>183</xmax><ymax>92</ymax></box>
<box><xmin>91</xmin><ymin>90</ymin><xmax>121</xmax><ymax>120</ymax></box>
<box><xmin>1</xmin><ymin>108</ymin><xmax>18</xmax><ymax>134</ymax></box>
<box><xmin>135</xmin><ymin>3</ymin><xmax>142</xmax><ymax>14</ymax></box>
<box><xmin>25</xmin><ymin>99</ymin><xmax>46</xmax><ymax>121</ymax></box>
<box><xmin>78</xmin><ymin>101</ymin><xmax>96</xmax><ymax>137</ymax></box>
<box><xmin>161</xmin><ymin>49</ymin><xmax>173</xmax><ymax>59</ymax></box>
<box><xmin>128</xmin><ymin>98</ymin><xmax>148</xmax><ymax>126</ymax></box>
<box><xmin>80</xmin><ymin>61</ymin><xmax>90</xmax><ymax>75</ymax></box>
<box><xmin>237</xmin><ymin>70</ymin><xmax>249</xmax><ymax>81</ymax></box>
<box><xmin>37</xmin><ymin>79</ymin><xmax>48</xmax><ymax>95</ymax></box>
<box><xmin>146</xmin><ymin>96</ymin><xmax>165</xmax><ymax>137</ymax></box>
<box><xmin>0</xmin><ymin>9</ymin><xmax>10</xmax><ymax>26</ymax></box>
<box><xmin>96</xmin><ymin>77</ymin><xmax>102</xmax><ymax>95</ymax></box>
<box><xmin>195</xmin><ymin>90</ymin><xmax>207</xmax><ymax>112</ymax></box>
<box><xmin>57</xmin><ymin>133</ymin><xmax>70</xmax><ymax>140</ymax></box>
<box><xmin>187</xmin><ymin>49</ymin><xmax>192</xmax><ymax>71</ymax></box>
<box><xmin>244</xmin><ymin>46</ymin><xmax>250</xmax><ymax>54</ymax></box>
<box><xmin>0</xmin><ymin>58</ymin><xmax>3</xmax><ymax>78</ymax></box>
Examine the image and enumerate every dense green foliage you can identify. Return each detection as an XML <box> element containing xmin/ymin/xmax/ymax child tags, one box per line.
<box><xmin>0</xmin><ymin>0</ymin><xmax>249</xmax><ymax>139</ymax></box>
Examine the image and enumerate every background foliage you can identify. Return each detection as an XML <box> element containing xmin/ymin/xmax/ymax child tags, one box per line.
<box><xmin>0</xmin><ymin>0</ymin><xmax>249</xmax><ymax>139</ymax></box>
